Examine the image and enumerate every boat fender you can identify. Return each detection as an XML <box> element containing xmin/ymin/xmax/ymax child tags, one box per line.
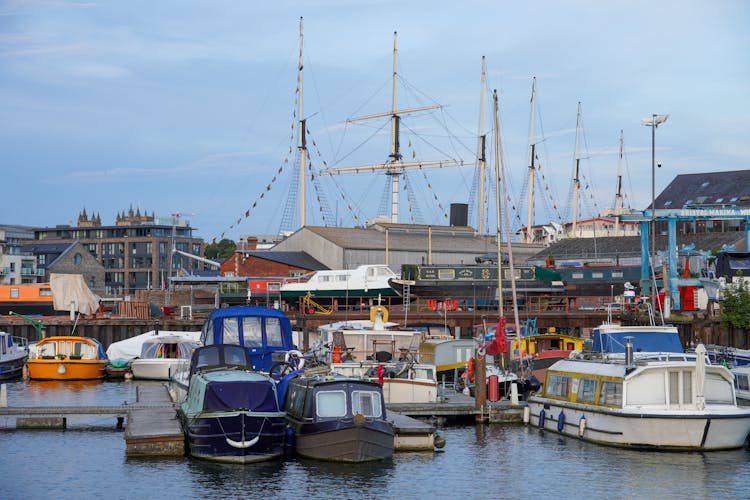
<box><xmin>57</xmin><ymin>364</ymin><xmax>66</xmax><ymax>375</ymax></box>
<box><xmin>538</xmin><ymin>409</ymin><xmax>545</xmax><ymax>428</ymax></box>
<box><xmin>557</xmin><ymin>411</ymin><xmax>565</xmax><ymax>432</ymax></box>
<box><xmin>284</xmin><ymin>350</ymin><xmax>305</xmax><ymax>370</ymax></box>
<box><xmin>578</xmin><ymin>415</ymin><xmax>586</xmax><ymax>438</ymax></box>
<box><xmin>523</xmin><ymin>406</ymin><xmax>530</xmax><ymax>424</ymax></box>
<box><xmin>467</xmin><ymin>358</ymin><xmax>475</xmax><ymax>383</ymax></box>
<box><xmin>434</xmin><ymin>433</ymin><xmax>446</xmax><ymax>449</ymax></box>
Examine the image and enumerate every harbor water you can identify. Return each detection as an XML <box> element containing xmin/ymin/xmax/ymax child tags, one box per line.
<box><xmin>1</xmin><ymin>379</ymin><xmax>749</xmax><ymax>499</ymax></box>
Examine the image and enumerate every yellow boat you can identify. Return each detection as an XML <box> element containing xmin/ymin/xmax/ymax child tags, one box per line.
<box><xmin>27</xmin><ymin>336</ymin><xmax>108</xmax><ymax>380</ymax></box>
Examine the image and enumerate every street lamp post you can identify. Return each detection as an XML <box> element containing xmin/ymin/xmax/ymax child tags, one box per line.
<box><xmin>641</xmin><ymin>113</ymin><xmax>669</xmax><ymax>317</ymax></box>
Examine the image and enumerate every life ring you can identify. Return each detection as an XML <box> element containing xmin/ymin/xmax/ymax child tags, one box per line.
<box><xmin>477</xmin><ymin>346</ymin><xmax>486</xmax><ymax>357</ymax></box>
<box><xmin>369</xmin><ymin>305</ymin><xmax>389</xmax><ymax>323</ymax></box>
<box><xmin>284</xmin><ymin>350</ymin><xmax>305</xmax><ymax>370</ymax></box>
<box><xmin>466</xmin><ymin>357</ymin><xmax>475</xmax><ymax>383</ymax></box>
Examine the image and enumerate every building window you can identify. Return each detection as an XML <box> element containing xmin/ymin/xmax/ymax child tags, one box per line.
<box><xmin>73</xmin><ymin>253</ymin><xmax>82</xmax><ymax>265</ymax></box>
<box><xmin>10</xmin><ymin>287</ymin><xmax>19</xmax><ymax>298</ymax></box>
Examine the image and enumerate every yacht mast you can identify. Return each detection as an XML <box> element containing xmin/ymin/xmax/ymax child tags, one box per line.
<box><xmin>525</xmin><ymin>77</ymin><xmax>536</xmax><ymax>243</ymax></box>
<box><xmin>388</xmin><ymin>31</ymin><xmax>401</xmax><ymax>222</ymax></box>
<box><xmin>298</xmin><ymin>17</ymin><xmax>307</xmax><ymax>228</ymax></box>
<box><xmin>477</xmin><ymin>56</ymin><xmax>487</xmax><ymax>234</ymax></box>
<box><xmin>614</xmin><ymin>129</ymin><xmax>624</xmax><ymax>233</ymax></box>
<box><xmin>492</xmin><ymin>90</ymin><xmax>504</xmax><ymax>318</ymax></box>
<box><xmin>571</xmin><ymin>101</ymin><xmax>582</xmax><ymax>237</ymax></box>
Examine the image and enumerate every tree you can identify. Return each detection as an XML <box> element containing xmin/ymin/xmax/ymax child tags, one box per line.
<box><xmin>720</xmin><ymin>278</ymin><xmax>750</xmax><ymax>330</ymax></box>
<box><xmin>205</xmin><ymin>239</ymin><xmax>236</xmax><ymax>260</ymax></box>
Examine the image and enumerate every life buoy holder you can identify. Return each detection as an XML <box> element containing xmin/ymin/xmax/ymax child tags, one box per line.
<box><xmin>467</xmin><ymin>357</ymin><xmax>475</xmax><ymax>383</ymax></box>
<box><xmin>369</xmin><ymin>305</ymin><xmax>389</xmax><ymax>323</ymax></box>
<box><xmin>284</xmin><ymin>350</ymin><xmax>305</xmax><ymax>370</ymax></box>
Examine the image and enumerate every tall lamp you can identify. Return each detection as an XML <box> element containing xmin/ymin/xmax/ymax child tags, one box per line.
<box><xmin>641</xmin><ymin>113</ymin><xmax>669</xmax><ymax>316</ymax></box>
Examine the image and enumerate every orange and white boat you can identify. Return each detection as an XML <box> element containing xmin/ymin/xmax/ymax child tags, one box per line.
<box><xmin>27</xmin><ymin>336</ymin><xmax>108</xmax><ymax>380</ymax></box>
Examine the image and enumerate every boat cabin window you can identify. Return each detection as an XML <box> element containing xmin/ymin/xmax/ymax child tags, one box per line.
<box><xmin>316</xmin><ymin>390</ymin><xmax>347</xmax><ymax>418</ymax></box>
<box><xmin>736</xmin><ymin>373</ymin><xmax>750</xmax><ymax>391</ymax></box>
<box><xmin>628</xmin><ymin>372</ymin><xmax>666</xmax><ymax>405</ymax></box>
<box><xmin>599</xmin><ymin>381</ymin><xmax>622</xmax><ymax>407</ymax></box>
<box><xmin>38</xmin><ymin>342</ymin><xmax>56</xmax><ymax>357</ymax></box>
<box><xmin>242</xmin><ymin>317</ymin><xmax>263</xmax><ymax>347</ymax></box>
<box><xmin>668</xmin><ymin>371</ymin><xmax>693</xmax><ymax>406</ymax></box>
<box><xmin>223</xmin><ymin>318</ymin><xmax>241</xmax><ymax>345</ymax></box>
<box><xmin>265</xmin><ymin>317</ymin><xmax>283</xmax><ymax>347</ymax></box>
<box><xmin>577</xmin><ymin>378</ymin><xmax>598</xmax><ymax>403</ymax></box>
<box><xmin>352</xmin><ymin>390</ymin><xmax>382</xmax><ymax>418</ymax></box>
<box><xmin>202</xmin><ymin>320</ymin><xmax>214</xmax><ymax>345</ymax></box>
<box><xmin>545</xmin><ymin>374</ymin><xmax>571</xmax><ymax>399</ymax></box>
<box><xmin>705</xmin><ymin>373</ymin><xmax>735</xmax><ymax>405</ymax></box>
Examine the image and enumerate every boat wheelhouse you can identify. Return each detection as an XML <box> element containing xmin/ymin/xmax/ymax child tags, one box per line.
<box><xmin>0</xmin><ymin>331</ymin><xmax>28</xmax><ymax>380</ymax></box>
<box><xmin>389</xmin><ymin>264</ymin><xmax>562</xmax><ymax>303</ymax></box>
<box><xmin>27</xmin><ymin>336</ymin><xmax>108</xmax><ymax>380</ymax></box>
<box><xmin>284</xmin><ymin>375</ymin><xmax>394</xmax><ymax>462</ymax></box>
<box><xmin>130</xmin><ymin>335</ymin><xmax>200</xmax><ymax>380</ymax></box>
<box><xmin>526</xmin><ymin>344</ymin><xmax>750</xmax><ymax>450</ymax></box>
<box><xmin>180</xmin><ymin>344</ymin><xmax>287</xmax><ymax>464</ymax></box>
<box><xmin>280</xmin><ymin>265</ymin><xmax>398</xmax><ymax>299</ymax></box>
<box><xmin>200</xmin><ymin>306</ymin><xmax>295</xmax><ymax>372</ymax></box>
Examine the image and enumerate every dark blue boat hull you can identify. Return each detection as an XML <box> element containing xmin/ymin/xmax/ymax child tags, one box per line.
<box><xmin>184</xmin><ymin>412</ymin><xmax>286</xmax><ymax>463</ymax></box>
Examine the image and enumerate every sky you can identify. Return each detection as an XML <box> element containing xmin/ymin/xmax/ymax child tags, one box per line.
<box><xmin>1</xmin><ymin>0</ymin><xmax>749</xmax><ymax>243</ymax></box>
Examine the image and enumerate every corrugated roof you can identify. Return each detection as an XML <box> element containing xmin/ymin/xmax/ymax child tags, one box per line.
<box><xmin>531</xmin><ymin>233</ymin><xmax>746</xmax><ymax>262</ymax></box>
<box><xmin>304</xmin><ymin>226</ymin><xmax>499</xmax><ymax>253</ymax></box>
<box><xmin>240</xmin><ymin>250</ymin><xmax>327</xmax><ymax>270</ymax></box>
<box><xmin>654</xmin><ymin>169</ymin><xmax>750</xmax><ymax>209</ymax></box>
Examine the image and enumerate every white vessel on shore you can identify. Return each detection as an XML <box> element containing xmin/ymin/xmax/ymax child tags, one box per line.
<box><xmin>280</xmin><ymin>265</ymin><xmax>398</xmax><ymax>299</ymax></box>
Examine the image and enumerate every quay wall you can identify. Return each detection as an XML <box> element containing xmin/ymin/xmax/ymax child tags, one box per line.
<box><xmin>0</xmin><ymin>310</ymin><xmax>745</xmax><ymax>351</ymax></box>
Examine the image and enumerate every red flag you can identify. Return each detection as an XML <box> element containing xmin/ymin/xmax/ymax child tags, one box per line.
<box><xmin>495</xmin><ymin>317</ymin><xmax>508</xmax><ymax>353</ymax></box>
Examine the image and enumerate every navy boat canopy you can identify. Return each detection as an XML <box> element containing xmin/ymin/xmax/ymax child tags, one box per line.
<box><xmin>203</xmin><ymin>380</ymin><xmax>280</xmax><ymax>412</ymax></box>
<box><xmin>200</xmin><ymin>306</ymin><xmax>294</xmax><ymax>371</ymax></box>
<box><xmin>592</xmin><ymin>328</ymin><xmax>684</xmax><ymax>354</ymax></box>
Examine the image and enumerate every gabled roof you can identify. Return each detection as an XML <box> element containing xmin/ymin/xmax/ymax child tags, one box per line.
<box><xmin>530</xmin><ymin>233</ymin><xmax>746</xmax><ymax>262</ymax></box>
<box><xmin>654</xmin><ymin>169</ymin><xmax>750</xmax><ymax>209</ymax></box>
<box><xmin>238</xmin><ymin>250</ymin><xmax>327</xmax><ymax>270</ymax></box>
<box><xmin>47</xmin><ymin>241</ymin><xmax>85</xmax><ymax>268</ymax></box>
<box><xmin>299</xmin><ymin>226</ymin><xmax>499</xmax><ymax>253</ymax></box>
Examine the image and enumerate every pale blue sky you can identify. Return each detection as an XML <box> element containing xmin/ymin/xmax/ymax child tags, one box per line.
<box><xmin>1</xmin><ymin>1</ymin><xmax>748</xmax><ymax>242</ymax></box>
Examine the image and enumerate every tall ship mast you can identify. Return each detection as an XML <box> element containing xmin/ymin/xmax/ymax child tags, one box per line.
<box><xmin>321</xmin><ymin>32</ymin><xmax>463</xmax><ymax>223</ymax></box>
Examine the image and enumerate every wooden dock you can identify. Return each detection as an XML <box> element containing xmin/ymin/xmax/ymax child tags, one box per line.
<box><xmin>0</xmin><ymin>382</ymin><xmax>184</xmax><ymax>456</ymax></box>
<box><xmin>123</xmin><ymin>384</ymin><xmax>184</xmax><ymax>457</ymax></box>
<box><xmin>386</xmin><ymin>390</ymin><xmax>524</xmax><ymax>423</ymax></box>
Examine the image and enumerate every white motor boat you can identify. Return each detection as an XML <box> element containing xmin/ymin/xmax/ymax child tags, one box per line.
<box><xmin>526</xmin><ymin>340</ymin><xmax>750</xmax><ymax>450</ymax></box>
<box><xmin>130</xmin><ymin>335</ymin><xmax>200</xmax><ymax>380</ymax></box>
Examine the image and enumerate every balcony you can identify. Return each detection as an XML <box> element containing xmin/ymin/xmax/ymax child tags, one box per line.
<box><xmin>0</xmin><ymin>267</ymin><xmax>9</xmax><ymax>276</ymax></box>
<box><xmin>21</xmin><ymin>267</ymin><xmax>36</xmax><ymax>276</ymax></box>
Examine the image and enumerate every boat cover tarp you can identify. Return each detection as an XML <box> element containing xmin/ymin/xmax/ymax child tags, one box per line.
<box><xmin>204</xmin><ymin>380</ymin><xmax>279</xmax><ymax>412</ymax></box>
<box><xmin>715</xmin><ymin>252</ymin><xmax>750</xmax><ymax>278</ymax></box>
<box><xmin>50</xmin><ymin>273</ymin><xmax>101</xmax><ymax>315</ymax></box>
<box><xmin>592</xmin><ymin>330</ymin><xmax>683</xmax><ymax>353</ymax></box>
<box><xmin>106</xmin><ymin>330</ymin><xmax>201</xmax><ymax>361</ymax></box>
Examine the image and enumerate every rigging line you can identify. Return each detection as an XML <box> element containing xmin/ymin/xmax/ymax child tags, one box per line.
<box><xmin>326</xmin><ymin>119</ymin><xmax>391</xmax><ymax>168</ymax></box>
<box><xmin>399</xmin><ymin>120</ymin><xmax>464</xmax><ymax>162</ymax></box>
